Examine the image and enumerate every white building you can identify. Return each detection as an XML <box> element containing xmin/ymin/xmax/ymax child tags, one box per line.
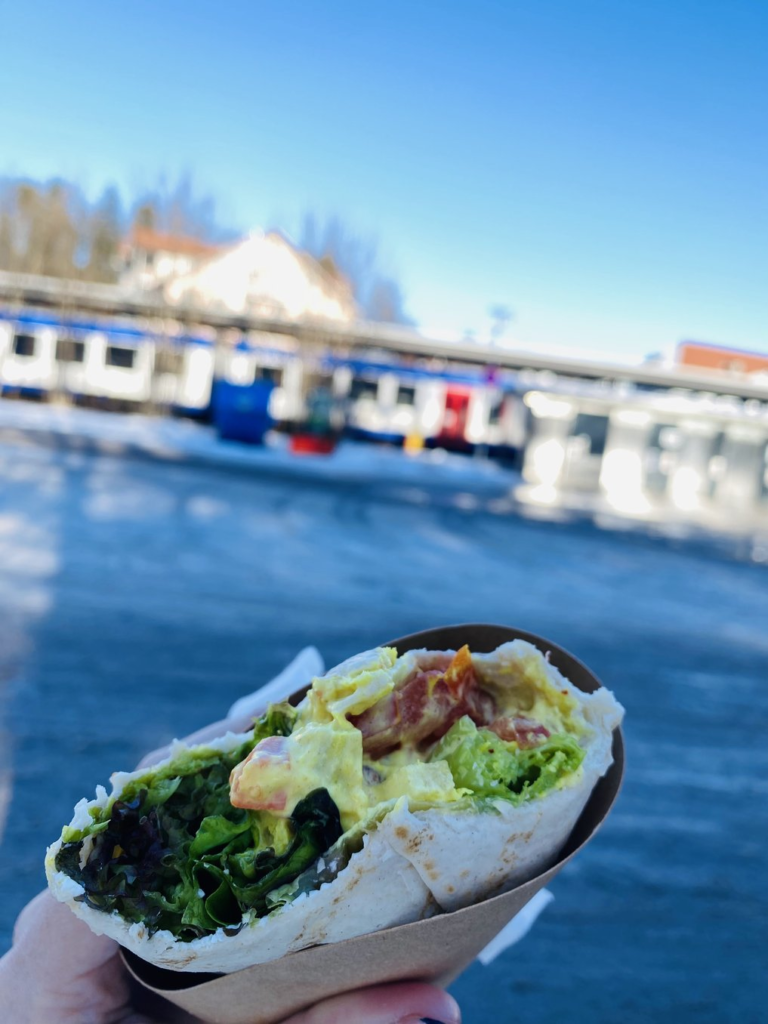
<box><xmin>166</xmin><ymin>230</ymin><xmax>355</xmax><ymax>322</ymax></box>
<box><xmin>119</xmin><ymin>227</ymin><xmax>222</xmax><ymax>295</ymax></box>
<box><xmin>120</xmin><ymin>227</ymin><xmax>356</xmax><ymax>323</ymax></box>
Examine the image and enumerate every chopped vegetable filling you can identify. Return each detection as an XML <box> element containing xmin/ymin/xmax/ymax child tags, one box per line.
<box><xmin>55</xmin><ymin>646</ymin><xmax>589</xmax><ymax>940</ymax></box>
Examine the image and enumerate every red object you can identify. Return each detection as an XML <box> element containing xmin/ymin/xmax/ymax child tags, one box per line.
<box><xmin>488</xmin><ymin>717</ymin><xmax>551</xmax><ymax>748</ymax></box>
<box><xmin>677</xmin><ymin>341</ymin><xmax>768</xmax><ymax>375</ymax></box>
<box><xmin>438</xmin><ymin>387</ymin><xmax>472</xmax><ymax>444</ymax></box>
<box><xmin>290</xmin><ymin>434</ymin><xmax>336</xmax><ymax>455</ymax></box>
<box><xmin>350</xmin><ymin>646</ymin><xmax>496</xmax><ymax>758</ymax></box>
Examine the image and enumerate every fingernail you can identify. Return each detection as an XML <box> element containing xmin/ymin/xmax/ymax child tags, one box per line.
<box><xmin>398</xmin><ymin>1017</ymin><xmax>449</xmax><ymax>1024</ymax></box>
<box><xmin>397</xmin><ymin>1002</ymin><xmax>459</xmax><ymax>1024</ymax></box>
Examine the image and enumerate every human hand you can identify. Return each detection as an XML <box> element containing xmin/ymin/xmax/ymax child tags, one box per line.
<box><xmin>0</xmin><ymin>674</ymin><xmax>277</xmax><ymax>1021</ymax></box>
<box><xmin>2</xmin><ymin>653</ymin><xmax>461</xmax><ymax>1024</ymax></box>
<box><xmin>1</xmin><ymin>889</ymin><xmax>142</xmax><ymax>1024</ymax></box>
<box><xmin>0</xmin><ymin>890</ymin><xmax>459</xmax><ymax>1024</ymax></box>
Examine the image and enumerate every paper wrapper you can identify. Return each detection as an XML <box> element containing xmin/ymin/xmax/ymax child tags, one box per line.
<box><xmin>122</xmin><ymin>623</ymin><xmax>625</xmax><ymax>1024</ymax></box>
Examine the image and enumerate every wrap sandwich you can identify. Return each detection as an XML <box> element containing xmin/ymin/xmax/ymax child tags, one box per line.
<box><xmin>46</xmin><ymin>636</ymin><xmax>624</xmax><ymax>974</ymax></box>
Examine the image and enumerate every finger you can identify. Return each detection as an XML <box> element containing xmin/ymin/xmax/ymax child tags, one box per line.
<box><xmin>136</xmin><ymin>713</ymin><xmax>256</xmax><ymax>769</ymax></box>
<box><xmin>280</xmin><ymin>981</ymin><xmax>461</xmax><ymax>1024</ymax></box>
<box><xmin>13</xmin><ymin>890</ymin><xmax>117</xmax><ymax>972</ymax></box>
<box><xmin>7</xmin><ymin>891</ymin><xmax>132</xmax><ymax>1022</ymax></box>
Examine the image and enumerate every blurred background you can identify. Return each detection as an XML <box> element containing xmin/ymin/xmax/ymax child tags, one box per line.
<box><xmin>0</xmin><ymin>2</ymin><xmax>766</xmax><ymax>1021</ymax></box>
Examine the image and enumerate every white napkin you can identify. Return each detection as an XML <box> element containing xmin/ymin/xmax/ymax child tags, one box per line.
<box><xmin>477</xmin><ymin>888</ymin><xmax>554</xmax><ymax>965</ymax></box>
<box><xmin>227</xmin><ymin>646</ymin><xmax>325</xmax><ymax>721</ymax></box>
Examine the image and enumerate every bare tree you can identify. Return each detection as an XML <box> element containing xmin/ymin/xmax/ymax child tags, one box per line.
<box><xmin>0</xmin><ymin>173</ymin><xmax>237</xmax><ymax>282</ymax></box>
<box><xmin>0</xmin><ymin>176</ymin><xmax>413</xmax><ymax>321</ymax></box>
<box><xmin>0</xmin><ymin>179</ymin><xmax>81</xmax><ymax>277</ymax></box>
<box><xmin>130</xmin><ymin>172</ymin><xmax>234</xmax><ymax>243</ymax></box>
<box><xmin>300</xmin><ymin>212</ymin><xmax>413</xmax><ymax>325</ymax></box>
<box><xmin>87</xmin><ymin>186</ymin><xmax>122</xmax><ymax>281</ymax></box>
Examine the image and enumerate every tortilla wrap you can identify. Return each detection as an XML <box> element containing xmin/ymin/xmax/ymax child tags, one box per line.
<box><xmin>46</xmin><ymin>639</ymin><xmax>623</xmax><ymax>973</ymax></box>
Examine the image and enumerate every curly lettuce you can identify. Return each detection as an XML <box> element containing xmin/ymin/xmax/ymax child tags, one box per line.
<box><xmin>54</xmin><ymin>704</ymin><xmax>341</xmax><ymax>942</ymax></box>
<box><xmin>430</xmin><ymin>716</ymin><xmax>585</xmax><ymax>804</ymax></box>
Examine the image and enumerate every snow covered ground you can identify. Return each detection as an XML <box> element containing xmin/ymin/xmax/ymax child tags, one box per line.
<box><xmin>0</xmin><ymin>398</ymin><xmax>514</xmax><ymax>492</ymax></box>
<box><xmin>1</xmin><ymin>398</ymin><xmax>765</xmax><ymax>560</ymax></box>
<box><xmin>0</xmin><ymin>407</ymin><xmax>765</xmax><ymax>1022</ymax></box>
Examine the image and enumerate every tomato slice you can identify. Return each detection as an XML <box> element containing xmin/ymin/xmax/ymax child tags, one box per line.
<box><xmin>229</xmin><ymin>736</ymin><xmax>290</xmax><ymax>811</ymax></box>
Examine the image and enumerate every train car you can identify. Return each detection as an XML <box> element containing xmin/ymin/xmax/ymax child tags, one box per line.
<box><xmin>77</xmin><ymin>330</ymin><xmax>154</xmax><ymax>406</ymax></box>
<box><xmin>428</xmin><ymin>379</ymin><xmax>525</xmax><ymax>458</ymax></box>
<box><xmin>0</xmin><ymin>310</ymin><xmax>217</xmax><ymax>415</ymax></box>
<box><xmin>464</xmin><ymin>384</ymin><xmax>528</xmax><ymax>460</ymax></box>
<box><xmin>216</xmin><ymin>333</ymin><xmax>308</xmax><ymax>425</ymax></box>
<box><xmin>330</xmin><ymin>356</ymin><xmax>524</xmax><ymax>458</ymax></box>
<box><xmin>151</xmin><ymin>335</ymin><xmax>215</xmax><ymax>415</ymax></box>
<box><xmin>0</xmin><ymin>316</ymin><xmax>58</xmax><ymax>395</ymax></box>
<box><xmin>0</xmin><ymin>309</ymin><xmax>526</xmax><ymax>461</ymax></box>
<box><xmin>343</xmin><ymin>368</ymin><xmax>444</xmax><ymax>444</ymax></box>
<box><xmin>0</xmin><ymin>312</ymin><xmax>152</xmax><ymax>405</ymax></box>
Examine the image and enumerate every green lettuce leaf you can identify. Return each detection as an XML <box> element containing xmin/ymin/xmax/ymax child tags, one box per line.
<box><xmin>188</xmin><ymin>813</ymin><xmax>252</xmax><ymax>859</ymax></box>
<box><xmin>53</xmin><ymin>703</ymin><xmax>344</xmax><ymax>942</ymax></box>
<box><xmin>252</xmin><ymin>702</ymin><xmax>297</xmax><ymax>743</ymax></box>
<box><xmin>430</xmin><ymin>715</ymin><xmax>585</xmax><ymax>804</ymax></box>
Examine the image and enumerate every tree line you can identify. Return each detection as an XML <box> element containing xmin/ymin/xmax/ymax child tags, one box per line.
<box><xmin>0</xmin><ymin>174</ymin><xmax>412</xmax><ymax>323</ymax></box>
<box><xmin>0</xmin><ymin>175</ymin><xmax>231</xmax><ymax>284</ymax></box>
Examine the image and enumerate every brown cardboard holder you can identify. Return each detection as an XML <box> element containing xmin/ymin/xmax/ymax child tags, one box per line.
<box><xmin>122</xmin><ymin>623</ymin><xmax>625</xmax><ymax>1024</ymax></box>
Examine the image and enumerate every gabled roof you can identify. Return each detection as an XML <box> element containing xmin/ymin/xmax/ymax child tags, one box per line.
<box><xmin>263</xmin><ymin>229</ymin><xmax>355</xmax><ymax>306</ymax></box>
<box><xmin>126</xmin><ymin>226</ymin><xmax>223</xmax><ymax>258</ymax></box>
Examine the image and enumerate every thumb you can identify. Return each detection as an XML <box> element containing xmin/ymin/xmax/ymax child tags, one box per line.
<box><xmin>7</xmin><ymin>890</ymin><xmax>132</xmax><ymax>1022</ymax></box>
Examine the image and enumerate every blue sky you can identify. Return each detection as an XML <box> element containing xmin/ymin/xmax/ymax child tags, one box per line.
<box><xmin>1</xmin><ymin>0</ymin><xmax>766</xmax><ymax>360</ymax></box>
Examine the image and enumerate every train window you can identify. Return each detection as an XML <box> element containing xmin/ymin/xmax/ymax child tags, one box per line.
<box><xmin>396</xmin><ymin>385</ymin><xmax>416</xmax><ymax>406</ymax></box>
<box><xmin>572</xmin><ymin>413</ymin><xmax>608</xmax><ymax>456</ymax></box>
<box><xmin>255</xmin><ymin>366</ymin><xmax>282</xmax><ymax>385</ymax></box>
<box><xmin>658</xmin><ymin>426</ymin><xmax>683</xmax><ymax>450</ymax></box>
<box><xmin>106</xmin><ymin>345</ymin><xmax>137</xmax><ymax>369</ymax></box>
<box><xmin>349</xmin><ymin>379</ymin><xmax>378</xmax><ymax>401</ymax></box>
<box><xmin>154</xmin><ymin>347</ymin><xmax>184</xmax><ymax>375</ymax></box>
<box><xmin>56</xmin><ymin>339</ymin><xmax>85</xmax><ymax>363</ymax></box>
<box><xmin>488</xmin><ymin>398</ymin><xmax>505</xmax><ymax>425</ymax></box>
<box><xmin>12</xmin><ymin>333</ymin><xmax>36</xmax><ymax>357</ymax></box>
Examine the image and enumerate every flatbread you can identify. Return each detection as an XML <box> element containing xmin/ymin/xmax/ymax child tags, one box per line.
<box><xmin>46</xmin><ymin>640</ymin><xmax>623</xmax><ymax>972</ymax></box>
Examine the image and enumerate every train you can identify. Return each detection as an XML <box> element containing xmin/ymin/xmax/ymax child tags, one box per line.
<box><xmin>0</xmin><ymin>310</ymin><xmax>214</xmax><ymax>414</ymax></box>
<box><xmin>0</xmin><ymin>309</ymin><xmax>526</xmax><ymax>458</ymax></box>
<box><xmin>321</xmin><ymin>356</ymin><xmax>526</xmax><ymax>457</ymax></box>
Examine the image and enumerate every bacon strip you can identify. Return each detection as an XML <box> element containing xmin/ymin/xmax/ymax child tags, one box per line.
<box><xmin>488</xmin><ymin>716</ymin><xmax>550</xmax><ymax>748</ymax></box>
<box><xmin>349</xmin><ymin>645</ymin><xmax>496</xmax><ymax>758</ymax></box>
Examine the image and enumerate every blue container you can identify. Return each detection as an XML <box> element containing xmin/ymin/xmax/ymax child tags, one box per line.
<box><xmin>212</xmin><ymin>379</ymin><xmax>275</xmax><ymax>444</ymax></box>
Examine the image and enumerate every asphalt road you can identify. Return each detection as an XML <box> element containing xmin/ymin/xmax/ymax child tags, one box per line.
<box><xmin>0</xmin><ymin>430</ymin><xmax>766</xmax><ymax>1023</ymax></box>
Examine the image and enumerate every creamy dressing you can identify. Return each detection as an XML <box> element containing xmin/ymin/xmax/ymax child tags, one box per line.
<box><xmin>229</xmin><ymin>646</ymin><xmax>588</xmax><ymax>832</ymax></box>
